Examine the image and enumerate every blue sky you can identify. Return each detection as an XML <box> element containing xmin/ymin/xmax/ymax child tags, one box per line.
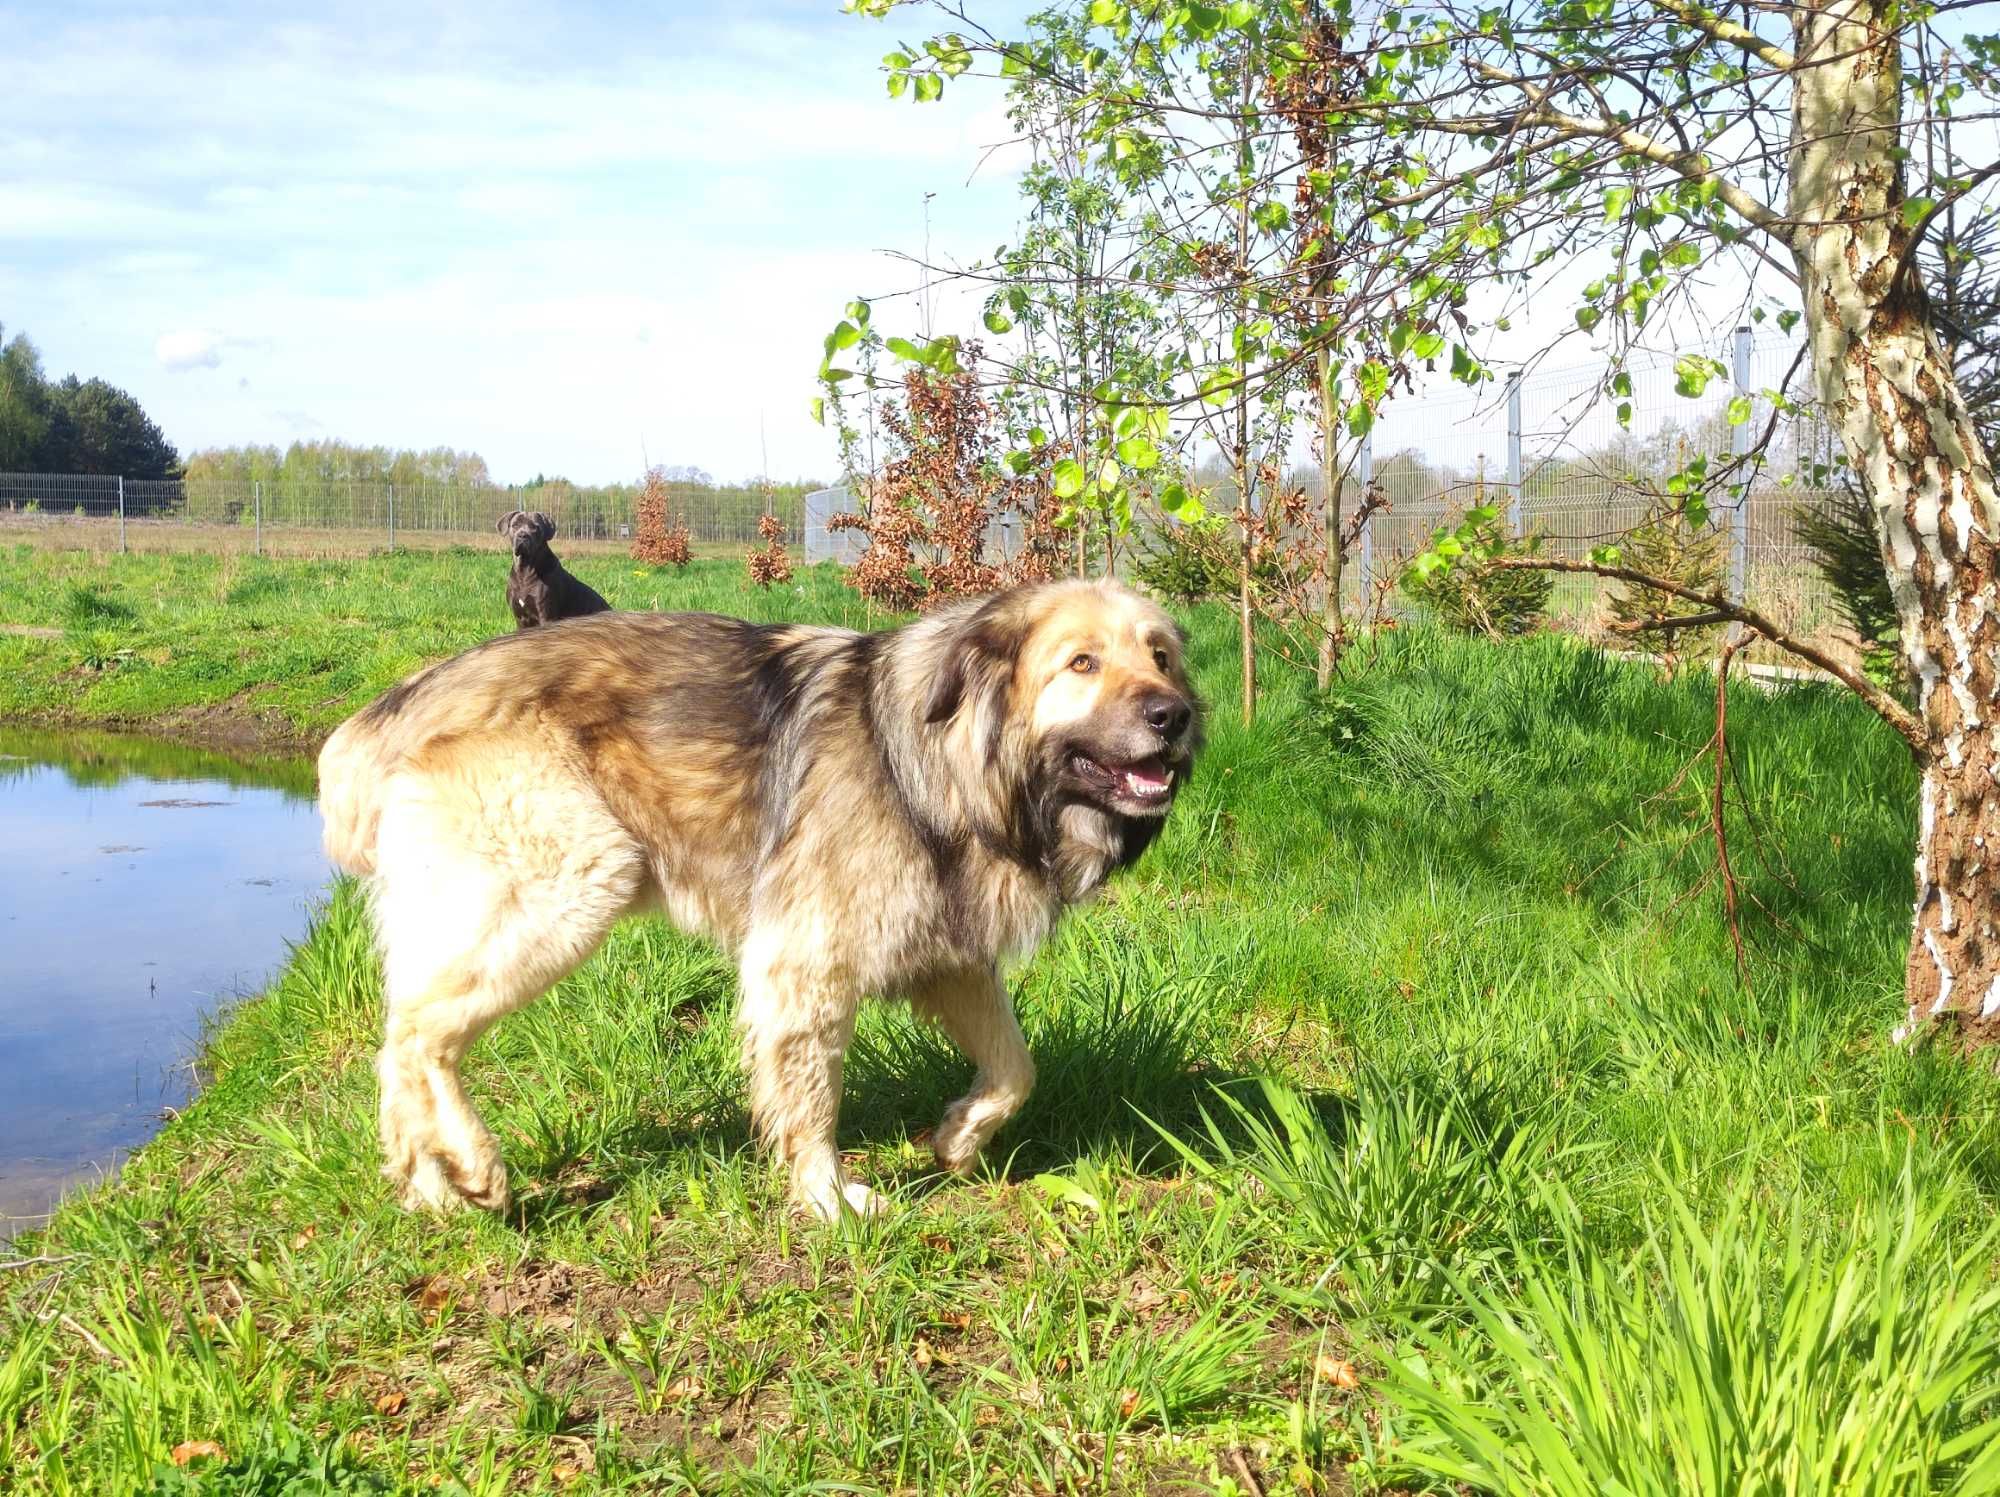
<box><xmin>1</xmin><ymin>1</ymin><xmax>1028</xmax><ymax>483</ymax></box>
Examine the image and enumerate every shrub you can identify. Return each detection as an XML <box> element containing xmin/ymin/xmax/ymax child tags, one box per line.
<box><xmin>630</xmin><ymin>466</ymin><xmax>691</xmax><ymax>568</ymax></box>
<box><xmin>1131</xmin><ymin>514</ymin><xmax>1279</xmax><ymax>604</ymax></box>
<box><xmin>745</xmin><ymin>513</ymin><xmax>793</xmax><ymax>588</ymax></box>
<box><xmin>830</xmin><ymin>349</ymin><xmax>1067</xmax><ymax>612</ymax></box>
<box><xmin>1606</xmin><ymin>497</ymin><xmax>1727</xmax><ymax>670</ymax></box>
<box><xmin>1400</xmin><ymin>506</ymin><xmax>1554</xmax><ymax>636</ymax></box>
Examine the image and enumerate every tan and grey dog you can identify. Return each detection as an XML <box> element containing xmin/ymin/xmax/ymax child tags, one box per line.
<box><xmin>317</xmin><ymin>579</ymin><xmax>1200</xmax><ymax>1220</ymax></box>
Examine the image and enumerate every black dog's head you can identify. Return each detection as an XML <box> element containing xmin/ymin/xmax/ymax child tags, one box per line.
<box><xmin>498</xmin><ymin>510</ymin><xmax>557</xmax><ymax>560</ymax></box>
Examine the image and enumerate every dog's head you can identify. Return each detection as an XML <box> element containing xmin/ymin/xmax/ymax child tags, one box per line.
<box><xmin>923</xmin><ymin>579</ymin><xmax>1201</xmax><ymax>829</ymax></box>
<box><xmin>498</xmin><ymin>510</ymin><xmax>557</xmax><ymax>559</ymax></box>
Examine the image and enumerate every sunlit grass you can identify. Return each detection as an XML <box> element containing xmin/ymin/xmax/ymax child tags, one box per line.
<box><xmin>2</xmin><ymin>550</ymin><xmax>1996</xmax><ymax>1492</ymax></box>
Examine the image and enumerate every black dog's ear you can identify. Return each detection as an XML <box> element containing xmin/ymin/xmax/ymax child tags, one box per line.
<box><xmin>497</xmin><ymin>510</ymin><xmax>521</xmax><ymax>534</ymax></box>
<box><xmin>924</xmin><ymin>595</ymin><xmax>1022</xmax><ymax>725</ymax></box>
<box><xmin>533</xmin><ymin>512</ymin><xmax>556</xmax><ymax>541</ymax></box>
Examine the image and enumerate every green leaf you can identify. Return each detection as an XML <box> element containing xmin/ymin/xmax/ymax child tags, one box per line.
<box><xmin>885</xmin><ymin>336</ymin><xmax>925</xmax><ymax>362</ymax></box>
<box><xmin>827</xmin><ymin>320</ymin><xmax>862</xmax><ymax>353</ymax></box>
<box><xmin>1115</xmin><ymin>436</ymin><xmax>1161</xmax><ymax>470</ymax></box>
<box><xmin>1411</xmin><ymin>332</ymin><xmax>1445</xmax><ymax>360</ymax></box>
<box><xmin>1601</xmin><ymin>185</ymin><xmax>1633</xmax><ymax>224</ymax></box>
<box><xmin>1052</xmin><ymin>459</ymin><xmax>1086</xmax><ymax>499</ymax></box>
<box><xmin>1088</xmin><ymin>0</ymin><xmax>1124</xmax><ymax>22</ymax></box>
<box><xmin>1346</xmin><ymin>401</ymin><xmax>1375</xmax><ymax>438</ymax></box>
<box><xmin>1097</xmin><ymin>456</ymin><xmax>1121</xmax><ymax>489</ymax></box>
<box><xmin>914</xmin><ymin>72</ymin><xmax>943</xmax><ymax>102</ymax></box>
<box><xmin>1160</xmin><ymin>481</ymin><xmax>1189</xmax><ymax>513</ymax></box>
<box><xmin>1685</xmin><ymin>495</ymin><xmax>1710</xmax><ymax>527</ymax></box>
<box><xmin>1587</xmin><ymin>544</ymin><xmax>1621</xmax><ymax>565</ymax></box>
<box><xmin>1726</xmin><ymin>395</ymin><xmax>1753</xmax><ymax>426</ymax></box>
<box><xmin>809</xmin><ymin>396</ymin><xmax>825</xmax><ymax>425</ymax></box>
<box><xmin>845</xmin><ymin>299</ymin><xmax>871</xmax><ymax>327</ymax></box>
<box><xmin>1225</xmin><ymin>0</ymin><xmax>1258</xmax><ymax>28</ymax></box>
<box><xmin>1902</xmin><ymin>196</ymin><xmax>1935</xmax><ymax>227</ymax></box>
<box><xmin>887</xmin><ymin>72</ymin><xmax>908</xmax><ymax>99</ymax></box>
<box><xmin>983</xmin><ymin>306</ymin><xmax>1014</xmax><ymax>334</ymax></box>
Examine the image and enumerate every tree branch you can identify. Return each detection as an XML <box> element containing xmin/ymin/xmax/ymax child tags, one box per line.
<box><xmin>1647</xmin><ymin>0</ymin><xmax>1796</xmax><ymax>71</ymax></box>
<box><xmin>1487</xmin><ymin>556</ymin><xmax>1928</xmax><ymax>758</ymax></box>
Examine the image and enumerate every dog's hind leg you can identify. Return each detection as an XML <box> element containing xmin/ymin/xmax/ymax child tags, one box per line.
<box><xmin>912</xmin><ymin>966</ymin><xmax>1035</xmax><ymax>1177</ymax></box>
<box><xmin>736</xmin><ymin>926</ymin><xmax>877</xmax><ymax>1221</ymax></box>
<box><xmin>370</xmin><ymin>764</ymin><xmax>643</xmax><ymax>1213</ymax></box>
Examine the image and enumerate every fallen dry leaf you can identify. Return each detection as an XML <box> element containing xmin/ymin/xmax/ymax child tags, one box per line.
<box><xmin>913</xmin><ymin>1336</ymin><xmax>935</xmax><ymax>1371</ymax></box>
<box><xmin>936</xmin><ymin>1311</ymin><xmax>973</xmax><ymax>1334</ymax></box>
<box><xmin>1314</xmin><ymin>1354</ymin><xmax>1359</xmax><ymax>1389</ymax></box>
<box><xmin>291</xmin><ymin>1224</ymin><xmax>317</xmax><ymax>1250</ymax></box>
<box><xmin>974</xmin><ymin>1405</ymin><xmax>1002</xmax><ymax>1428</ymax></box>
<box><xmin>170</xmin><ymin>1440</ymin><xmax>226</xmax><ymax>1467</ymax></box>
<box><xmin>922</xmin><ymin>1232</ymin><xmax>953</xmax><ymax>1253</ymax></box>
<box><xmin>410</xmin><ymin>1276</ymin><xmax>453</xmax><ymax>1314</ymax></box>
<box><xmin>1118</xmin><ymin>1388</ymin><xmax>1142</xmax><ymax>1420</ymax></box>
<box><xmin>662</xmin><ymin>1374</ymin><xmax>703</xmax><ymax>1403</ymax></box>
<box><xmin>553</xmin><ymin>1463</ymin><xmax>581</xmax><ymax>1484</ymax></box>
<box><xmin>374</xmin><ymin>1389</ymin><xmax>407</xmax><ymax>1416</ymax></box>
<box><xmin>1127</xmin><ymin>1282</ymin><xmax>1166</xmax><ymax>1315</ymax></box>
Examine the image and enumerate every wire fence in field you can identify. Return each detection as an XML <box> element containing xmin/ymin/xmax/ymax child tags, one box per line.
<box><xmin>1342</xmin><ymin>329</ymin><xmax>1849</xmax><ymax>660</ymax></box>
<box><xmin>0</xmin><ymin>473</ymin><xmax>805</xmax><ymax>556</ymax></box>
<box><xmin>3</xmin><ymin>329</ymin><xmax>1855</xmax><ymax>661</ymax></box>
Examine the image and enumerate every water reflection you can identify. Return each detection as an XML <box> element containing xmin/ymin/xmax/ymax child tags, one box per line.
<box><xmin>0</xmin><ymin>727</ymin><xmax>326</xmax><ymax>1237</ymax></box>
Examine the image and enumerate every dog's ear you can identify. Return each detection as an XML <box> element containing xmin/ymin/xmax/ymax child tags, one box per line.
<box><xmin>924</xmin><ymin>595</ymin><xmax>1022</xmax><ymax>725</ymax></box>
<box><xmin>497</xmin><ymin>510</ymin><xmax>521</xmax><ymax>534</ymax></box>
<box><xmin>533</xmin><ymin>512</ymin><xmax>556</xmax><ymax>541</ymax></box>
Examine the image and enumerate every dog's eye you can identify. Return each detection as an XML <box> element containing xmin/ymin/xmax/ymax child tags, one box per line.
<box><xmin>1152</xmin><ymin>648</ymin><xmax>1172</xmax><ymax>672</ymax></box>
<box><xmin>1068</xmin><ymin>652</ymin><xmax>1098</xmax><ymax>675</ymax></box>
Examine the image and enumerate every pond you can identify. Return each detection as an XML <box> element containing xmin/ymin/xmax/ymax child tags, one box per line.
<box><xmin>0</xmin><ymin>728</ymin><xmax>327</xmax><ymax>1238</ymax></box>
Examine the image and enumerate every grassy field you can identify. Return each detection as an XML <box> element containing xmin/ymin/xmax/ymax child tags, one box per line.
<box><xmin>3</xmin><ymin>550</ymin><xmax>1999</xmax><ymax>1494</ymax></box>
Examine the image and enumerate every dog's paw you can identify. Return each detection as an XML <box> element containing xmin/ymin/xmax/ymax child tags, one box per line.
<box><xmin>391</xmin><ymin>1153</ymin><xmax>467</xmax><ymax>1214</ymax></box>
<box><xmin>931</xmin><ymin>1100</ymin><xmax>986</xmax><ymax>1176</ymax></box>
<box><xmin>794</xmin><ymin>1175</ymin><xmax>889</xmax><ymax>1222</ymax></box>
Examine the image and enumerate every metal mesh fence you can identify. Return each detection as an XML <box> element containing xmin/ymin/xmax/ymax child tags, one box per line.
<box><xmin>0</xmin><ymin>474</ymin><xmax>805</xmax><ymax>556</ymax></box>
<box><xmin>1346</xmin><ymin>330</ymin><xmax>1848</xmax><ymax>659</ymax></box>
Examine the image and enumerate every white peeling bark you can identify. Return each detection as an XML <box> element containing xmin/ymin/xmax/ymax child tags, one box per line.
<box><xmin>1791</xmin><ymin>0</ymin><xmax>2000</xmax><ymax>1047</ymax></box>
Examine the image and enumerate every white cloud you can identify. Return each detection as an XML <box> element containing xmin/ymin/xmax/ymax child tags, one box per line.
<box><xmin>155</xmin><ymin>329</ymin><xmax>224</xmax><ymax>372</ymax></box>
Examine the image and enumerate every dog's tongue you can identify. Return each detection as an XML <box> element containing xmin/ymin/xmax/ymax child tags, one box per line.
<box><xmin>1122</xmin><ymin>760</ymin><xmax>1172</xmax><ymax>797</ymax></box>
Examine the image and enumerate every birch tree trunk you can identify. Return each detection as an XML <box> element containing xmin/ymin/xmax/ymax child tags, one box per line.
<box><xmin>1791</xmin><ymin>0</ymin><xmax>2000</xmax><ymax>1046</ymax></box>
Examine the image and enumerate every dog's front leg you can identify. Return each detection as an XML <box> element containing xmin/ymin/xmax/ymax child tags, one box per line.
<box><xmin>736</xmin><ymin>931</ymin><xmax>880</xmax><ymax>1220</ymax></box>
<box><xmin>911</xmin><ymin>965</ymin><xmax>1035</xmax><ymax>1176</ymax></box>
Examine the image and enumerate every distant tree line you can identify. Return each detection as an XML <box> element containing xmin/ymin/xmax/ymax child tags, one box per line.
<box><xmin>0</xmin><ymin>323</ymin><xmax>180</xmax><ymax>479</ymax></box>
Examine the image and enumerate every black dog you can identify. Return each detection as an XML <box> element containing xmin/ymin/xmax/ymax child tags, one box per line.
<box><xmin>498</xmin><ymin>510</ymin><xmax>611</xmax><ymax>630</ymax></box>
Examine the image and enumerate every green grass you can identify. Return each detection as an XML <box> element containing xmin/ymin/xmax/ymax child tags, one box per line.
<box><xmin>3</xmin><ymin>552</ymin><xmax>1999</xmax><ymax>1493</ymax></box>
<box><xmin>0</xmin><ymin>544</ymin><xmax>882</xmax><ymax>743</ymax></box>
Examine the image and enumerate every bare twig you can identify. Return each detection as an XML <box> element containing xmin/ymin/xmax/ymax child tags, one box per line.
<box><xmin>1227</xmin><ymin>1447</ymin><xmax>1266</xmax><ymax>1497</ymax></box>
<box><xmin>1489</xmin><ymin>556</ymin><xmax>1928</xmax><ymax>759</ymax></box>
<box><xmin>1613</xmin><ymin>608</ymin><xmax>1739</xmax><ymax>633</ymax></box>
<box><xmin>0</xmin><ymin>1253</ymin><xmax>79</xmax><ymax>1272</ymax></box>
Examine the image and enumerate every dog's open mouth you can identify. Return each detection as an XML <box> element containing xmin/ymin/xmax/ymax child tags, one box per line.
<box><xmin>1071</xmin><ymin>752</ymin><xmax>1175</xmax><ymax>806</ymax></box>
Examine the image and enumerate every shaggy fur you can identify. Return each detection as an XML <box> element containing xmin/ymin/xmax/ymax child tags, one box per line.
<box><xmin>317</xmin><ymin>578</ymin><xmax>1200</xmax><ymax>1219</ymax></box>
<box><xmin>499</xmin><ymin>510</ymin><xmax>611</xmax><ymax>629</ymax></box>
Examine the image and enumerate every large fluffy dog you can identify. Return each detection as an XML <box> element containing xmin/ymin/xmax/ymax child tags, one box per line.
<box><xmin>317</xmin><ymin>579</ymin><xmax>1200</xmax><ymax>1219</ymax></box>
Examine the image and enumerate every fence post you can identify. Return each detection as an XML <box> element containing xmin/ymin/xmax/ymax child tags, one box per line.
<box><xmin>117</xmin><ymin>476</ymin><xmax>127</xmax><ymax>553</ymax></box>
<box><xmin>253</xmin><ymin>480</ymin><xmax>262</xmax><ymax>556</ymax></box>
<box><xmin>1357</xmin><ymin>429</ymin><xmax>1375</xmax><ymax>599</ymax></box>
<box><xmin>1505</xmin><ymin>372</ymin><xmax>1524</xmax><ymax>538</ymax></box>
<box><xmin>388</xmin><ymin>484</ymin><xmax>396</xmax><ymax>552</ymax></box>
<box><xmin>1729</xmin><ymin>325</ymin><xmax>1753</xmax><ymax>604</ymax></box>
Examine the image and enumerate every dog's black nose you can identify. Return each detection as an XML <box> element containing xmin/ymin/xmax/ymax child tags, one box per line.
<box><xmin>1142</xmin><ymin>692</ymin><xmax>1192</xmax><ymax>740</ymax></box>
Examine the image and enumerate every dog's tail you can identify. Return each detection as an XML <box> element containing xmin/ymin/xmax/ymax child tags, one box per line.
<box><xmin>317</xmin><ymin>709</ymin><xmax>398</xmax><ymax>877</ymax></box>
